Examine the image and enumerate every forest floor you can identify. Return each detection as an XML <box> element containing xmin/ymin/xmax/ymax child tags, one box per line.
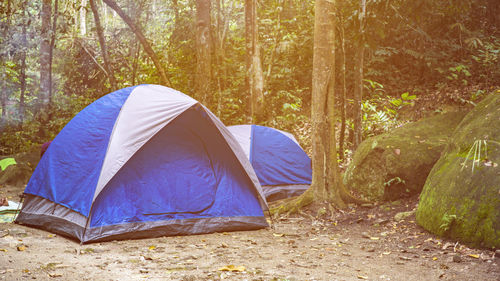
<box><xmin>0</xmin><ymin>183</ymin><xmax>499</xmax><ymax>281</ymax></box>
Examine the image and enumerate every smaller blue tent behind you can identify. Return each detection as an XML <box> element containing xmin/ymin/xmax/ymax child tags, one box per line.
<box><xmin>228</xmin><ymin>125</ymin><xmax>312</xmax><ymax>201</ymax></box>
<box><xmin>16</xmin><ymin>85</ymin><xmax>268</xmax><ymax>243</ymax></box>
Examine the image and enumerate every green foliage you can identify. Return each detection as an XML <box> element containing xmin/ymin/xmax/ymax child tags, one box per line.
<box><xmin>360</xmin><ymin>80</ymin><xmax>414</xmax><ymax>138</ymax></box>
<box><xmin>383</xmin><ymin>176</ymin><xmax>405</xmax><ymax>187</ymax></box>
<box><xmin>439</xmin><ymin>214</ymin><xmax>458</xmax><ymax>232</ymax></box>
<box><xmin>0</xmin><ymin>0</ymin><xmax>498</xmax><ymax>156</ymax></box>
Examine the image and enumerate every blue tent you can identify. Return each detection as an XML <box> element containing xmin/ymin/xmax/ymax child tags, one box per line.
<box><xmin>16</xmin><ymin>85</ymin><xmax>268</xmax><ymax>243</ymax></box>
<box><xmin>228</xmin><ymin>125</ymin><xmax>312</xmax><ymax>201</ymax></box>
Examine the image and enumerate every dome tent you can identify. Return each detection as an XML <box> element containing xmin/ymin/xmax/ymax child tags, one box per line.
<box><xmin>227</xmin><ymin>125</ymin><xmax>312</xmax><ymax>201</ymax></box>
<box><xmin>16</xmin><ymin>85</ymin><xmax>268</xmax><ymax>243</ymax></box>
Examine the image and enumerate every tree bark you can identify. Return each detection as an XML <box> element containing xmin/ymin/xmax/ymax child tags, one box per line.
<box><xmin>102</xmin><ymin>0</ymin><xmax>171</xmax><ymax>87</ymax></box>
<box><xmin>352</xmin><ymin>0</ymin><xmax>366</xmax><ymax>150</ymax></box>
<box><xmin>80</xmin><ymin>0</ymin><xmax>87</xmax><ymax>36</ymax></box>
<box><xmin>40</xmin><ymin>0</ymin><xmax>51</xmax><ymax>112</ymax></box>
<box><xmin>48</xmin><ymin>0</ymin><xmax>59</xmax><ymax>104</ymax></box>
<box><xmin>1</xmin><ymin>0</ymin><xmax>11</xmax><ymax>124</ymax></box>
<box><xmin>19</xmin><ymin>1</ymin><xmax>29</xmax><ymax>124</ymax></box>
<box><xmin>486</xmin><ymin>0</ymin><xmax>500</xmax><ymax>33</ymax></box>
<box><xmin>338</xmin><ymin>8</ymin><xmax>347</xmax><ymax>162</ymax></box>
<box><xmin>271</xmin><ymin>0</ymin><xmax>351</xmax><ymax>215</ymax></box>
<box><xmin>89</xmin><ymin>0</ymin><xmax>117</xmax><ymax>91</ymax></box>
<box><xmin>195</xmin><ymin>0</ymin><xmax>212</xmax><ymax>105</ymax></box>
<box><xmin>245</xmin><ymin>0</ymin><xmax>264</xmax><ymax>123</ymax></box>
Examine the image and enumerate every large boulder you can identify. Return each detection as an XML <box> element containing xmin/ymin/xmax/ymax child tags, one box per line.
<box><xmin>416</xmin><ymin>93</ymin><xmax>500</xmax><ymax>248</ymax></box>
<box><xmin>0</xmin><ymin>151</ymin><xmax>40</xmax><ymax>187</ymax></box>
<box><xmin>343</xmin><ymin>111</ymin><xmax>467</xmax><ymax>201</ymax></box>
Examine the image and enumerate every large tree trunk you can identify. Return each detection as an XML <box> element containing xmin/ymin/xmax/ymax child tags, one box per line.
<box><xmin>89</xmin><ymin>0</ymin><xmax>117</xmax><ymax>91</ymax></box>
<box><xmin>245</xmin><ymin>0</ymin><xmax>264</xmax><ymax>123</ymax></box>
<box><xmin>102</xmin><ymin>0</ymin><xmax>171</xmax><ymax>87</ymax></box>
<box><xmin>40</xmin><ymin>0</ymin><xmax>51</xmax><ymax>112</ymax></box>
<box><xmin>308</xmin><ymin>0</ymin><xmax>344</xmax><ymax>205</ymax></box>
<box><xmin>195</xmin><ymin>0</ymin><xmax>212</xmax><ymax>105</ymax></box>
<box><xmin>352</xmin><ymin>0</ymin><xmax>366</xmax><ymax>150</ymax></box>
<box><xmin>271</xmin><ymin>0</ymin><xmax>353</xmax><ymax>215</ymax></box>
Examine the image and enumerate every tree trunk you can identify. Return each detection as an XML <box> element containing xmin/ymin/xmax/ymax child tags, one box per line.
<box><xmin>102</xmin><ymin>0</ymin><xmax>171</xmax><ymax>87</ymax></box>
<box><xmin>195</xmin><ymin>0</ymin><xmax>212</xmax><ymax>105</ymax></box>
<box><xmin>352</xmin><ymin>0</ymin><xmax>366</xmax><ymax>150</ymax></box>
<box><xmin>271</xmin><ymin>0</ymin><xmax>351</xmax><ymax>215</ymax></box>
<box><xmin>48</xmin><ymin>0</ymin><xmax>59</xmax><ymax>104</ymax></box>
<box><xmin>40</xmin><ymin>0</ymin><xmax>51</xmax><ymax>112</ymax></box>
<box><xmin>308</xmin><ymin>0</ymin><xmax>344</xmax><ymax>205</ymax></box>
<box><xmin>1</xmin><ymin>0</ymin><xmax>11</xmax><ymax>125</ymax></box>
<box><xmin>19</xmin><ymin>3</ymin><xmax>28</xmax><ymax>124</ymax></box>
<box><xmin>80</xmin><ymin>0</ymin><xmax>87</xmax><ymax>36</ymax></box>
<box><xmin>245</xmin><ymin>0</ymin><xmax>264</xmax><ymax>123</ymax></box>
<box><xmin>486</xmin><ymin>0</ymin><xmax>500</xmax><ymax>33</ymax></box>
<box><xmin>90</xmin><ymin>0</ymin><xmax>117</xmax><ymax>91</ymax></box>
<box><xmin>338</xmin><ymin>9</ymin><xmax>347</xmax><ymax>162</ymax></box>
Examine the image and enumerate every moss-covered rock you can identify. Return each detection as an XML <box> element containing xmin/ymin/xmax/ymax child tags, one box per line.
<box><xmin>0</xmin><ymin>151</ymin><xmax>40</xmax><ymax>187</ymax></box>
<box><xmin>343</xmin><ymin>111</ymin><xmax>467</xmax><ymax>201</ymax></box>
<box><xmin>416</xmin><ymin>92</ymin><xmax>500</xmax><ymax>249</ymax></box>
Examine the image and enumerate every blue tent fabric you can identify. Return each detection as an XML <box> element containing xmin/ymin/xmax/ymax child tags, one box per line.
<box><xmin>250</xmin><ymin>125</ymin><xmax>312</xmax><ymax>186</ymax></box>
<box><xmin>16</xmin><ymin>85</ymin><xmax>267</xmax><ymax>243</ymax></box>
<box><xmin>25</xmin><ymin>86</ymin><xmax>136</xmax><ymax>216</ymax></box>
<box><xmin>91</xmin><ymin>106</ymin><xmax>263</xmax><ymax>227</ymax></box>
<box><xmin>228</xmin><ymin>125</ymin><xmax>312</xmax><ymax>201</ymax></box>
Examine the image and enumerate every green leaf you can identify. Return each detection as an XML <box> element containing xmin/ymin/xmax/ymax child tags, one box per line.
<box><xmin>0</xmin><ymin>158</ymin><xmax>16</xmax><ymax>171</ymax></box>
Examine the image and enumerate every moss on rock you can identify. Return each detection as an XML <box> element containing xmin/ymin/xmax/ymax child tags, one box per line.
<box><xmin>343</xmin><ymin>111</ymin><xmax>467</xmax><ymax>201</ymax></box>
<box><xmin>416</xmin><ymin>92</ymin><xmax>500</xmax><ymax>248</ymax></box>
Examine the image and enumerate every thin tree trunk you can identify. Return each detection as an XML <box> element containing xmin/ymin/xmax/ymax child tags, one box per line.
<box><xmin>245</xmin><ymin>0</ymin><xmax>264</xmax><ymax>123</ymax></box>
<box><xmin>353</xmin><ymin>0</ymin><xmax>366</xmax><ymax>150</ymax></box>
<box><xmin>89</xmin><ymin>0</ymin><xmax>117</xmax><ymax>90</ymax></box>
<box><xmin>48</xmin><ymin>0</ymin><xmax>59</xmax><ymax>104</ymax></box>
<box><xmin>486</xmin><ymin>0</ymin><xmax>500</xmax><ymax>33</ymax></box>
<box><xmin>19</xmin><ymin>3</ymin><xmax>28</xmax><ymax>124</ymax></box>
<box><xmin>80</xmin><ymin>0</ymin><xmax>87</xmax><ymax>36</ymax></box>
<box><xmin>40</xmin><ymin>0</ymin><xmax>51</xmax><ymax>112</ymax></box>
<box><xmin>102</xmin><ymin>0</ymin><xmax>171</xmax><ymax>87</ymax></box>
<box><xmin>1</xmin><ymin>0</ymin><xmax>11</xmax><ymax>124</ymax></box>
<box><xmin>195</xmin><ymin>0</ymin><xmax>212</xmax><ymax>105</ymax></box>
<box><xmin>338</xmin><ymin>8</ymin><xmax>347</xmax><ymax>161</ymax></box>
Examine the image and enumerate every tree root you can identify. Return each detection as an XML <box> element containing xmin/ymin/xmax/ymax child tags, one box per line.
<box><xmin>269</xmin><ymin>189</ymin><xmax>314</xmax><ymax>216</ymax></box>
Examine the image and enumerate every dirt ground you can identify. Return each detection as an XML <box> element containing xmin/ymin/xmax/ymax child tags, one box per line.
<box><xmin>0</xmin><ymin>183</ymin><xmax>499</xmax><ymax>281</ymax></box>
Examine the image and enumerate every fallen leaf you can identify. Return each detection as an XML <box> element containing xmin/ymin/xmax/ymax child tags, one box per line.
<box><xmin>17</xmin><ymin>245</ymin><xmax>26</xmax><ymax>251</ymax></box>
<box><xmin>468</xmin><ymin>254</ymin><xmax>479</xmax><ymax>259</ymax></box>
<box><xmin>433</xmin><ymin>257</ymin><xmax>438</xmax><ymax>261</ymax></box>
<box><xmin>148</xmin><ymin>245</ymin><xmax>156</xmax><ymax>251</ymax></box>
<box><xmin>357</xmin><ymin>275</ymin><xmax>369</xmax><ymax>279</ymax></box>
<box><xmin>218</xmin><ymin>265</ymin><xmax>246</xmax><ymax>272</ymax></box>
<box><xmin>370</xmin><ymin>237</ymin><xmax>380</xmax><ymax>240</ymax></box>
<box><xmin>273</xmin><ymin>233</ymin><xmax>284</xmax><ymax>237</ymax></box>
<box><xmin>0</xmin><ymin>249</ymin><xmax>7</xmax><ymax>252</ymax></box>
<box><xmin>48</xmin><ymin>273</ymin><xmax>62</xmax><ymax>278</ymax></box>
